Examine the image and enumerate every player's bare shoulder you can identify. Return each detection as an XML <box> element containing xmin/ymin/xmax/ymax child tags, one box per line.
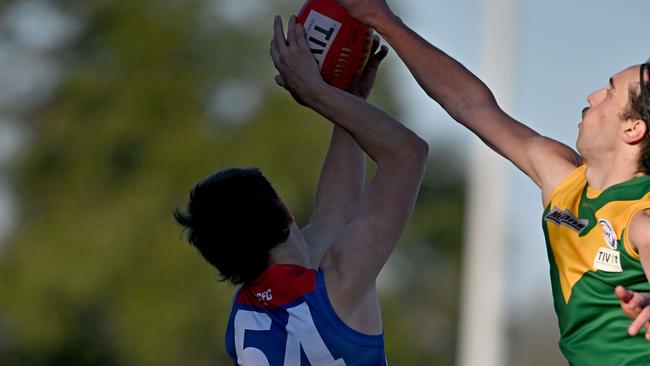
<box><xmin>628</xmin><ymin>209</ymin><xmax>650</xmax><ymax>254</ymax></box>
<box><xmin>526</xmin><ymin>135</ymin><xmax>582</xmax><ymax>203</ymax></box>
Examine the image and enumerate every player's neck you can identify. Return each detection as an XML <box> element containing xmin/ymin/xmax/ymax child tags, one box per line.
<box><xmin>268</xmin><ymin>222</ymin><xmax>312</xmax><ymax>268</ymax></box>
<box><xmin>585</xmin><ymin>153</ymin><xmax>645</xmax><ymax>191</ymax></box>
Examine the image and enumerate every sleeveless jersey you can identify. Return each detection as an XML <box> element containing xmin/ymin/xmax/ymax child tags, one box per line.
<box><xmin>225</xmin><ymin>264</ymin><xmax>387</xmax><ymax>366</ymax></box>
<box><xmin>543</xmin><ymin>165</ymin><xmax>650</xmax><ymax>366</ymax></box>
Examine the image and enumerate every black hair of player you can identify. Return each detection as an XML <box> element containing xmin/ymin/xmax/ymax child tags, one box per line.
<box><xmin>173</xmin><ymin>168</ymin><xmax>291</xmax><ymax>285</ymax></box>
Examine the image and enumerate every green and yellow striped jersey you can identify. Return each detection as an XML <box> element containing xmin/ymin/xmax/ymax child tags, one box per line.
<box><xmin>543</xmin><ymin>165</ymin><xmax>650</xmax><ymax>366</ymax></box>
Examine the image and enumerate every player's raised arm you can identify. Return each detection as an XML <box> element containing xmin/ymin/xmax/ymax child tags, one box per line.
<box><xmin>337</xmin><ymin>0</ymin><xmax>581</xmax><ymax>198</ymax></box>
<box><xmin>301</xmin><ymin>125</ymin><xmax>365</xmax><ymax>268</ymax></box>
<box><xmin>271</xmin><ymin>15</ymin><xmax>427</xmax><ymax>328</ymax></box>
<box><xmin>301</xmin><ymin>36</ymin><xmax>389</xmax><ymax>267</ymax></box>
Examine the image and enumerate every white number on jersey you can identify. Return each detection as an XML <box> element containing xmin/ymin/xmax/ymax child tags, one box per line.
<box><xmin>284</xmin><ymin>302</ymin><xmax>345</xmax><ymax>365</ymax></box>
<box><xmin>234</xmin><ymin>310</ymin><xmax>272</xmax><ymax>366</ymax></box>
<box><xmin>234</xmin><ymin>302</ymin><xmax>346</xmax><ymax>366</ymax></box>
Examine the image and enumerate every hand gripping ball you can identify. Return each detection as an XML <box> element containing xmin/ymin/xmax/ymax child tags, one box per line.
<box><xmin>296</xmin><ymin>0</ymin><xmax>373</xmax><ymax>90</ymax></box>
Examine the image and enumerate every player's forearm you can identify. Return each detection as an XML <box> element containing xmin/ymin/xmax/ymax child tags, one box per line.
<box><xmin>371</xmin><ymin>14</ymin><xmax>498</xmax><ymax>124</ymax></box>
<box><xmin>311</xmin><ymin>126</ymin><xmax>365</xmax><ymax>225</ymax></box>
<box><xmin>304</xmin><ymin>82</ymin><xmax>427</xmax><ymax>168</ymax></box>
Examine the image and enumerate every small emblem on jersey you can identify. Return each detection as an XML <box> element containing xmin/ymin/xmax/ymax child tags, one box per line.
<box><xmin>598</xmin><ymin>219</ymin><xmax>618</xmax><ymax>249</ymax></box>
<box><xmin>255</xmin><ymin>289</ymin><xmax>273</xmax><ymax>304</ymax></box>
<box><xmin>544</xmin><ymin>207</ymin><xmax>588</xmax><ymax>233</ymax></box>
<box><xmin>593</xmin><ymin>247</ymin><xmax>622</xmax><ymax>272</ymax></box>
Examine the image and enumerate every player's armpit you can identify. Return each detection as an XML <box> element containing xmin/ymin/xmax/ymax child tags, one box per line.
<box><xmin>524</xmin><ymin>135</ymin><xmax>582</xmax><ymax>204</ymax></box>
<box><xmin>302</xmin><ymin>219</ymin><xmax>346</xmax><ymax>269</ymax></box>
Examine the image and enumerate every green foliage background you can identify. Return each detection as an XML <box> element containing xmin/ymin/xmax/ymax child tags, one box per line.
<box><xmin>0</xmin><ymin>0</ymin><xmax>464</xmax><ymax>364</ymax></box>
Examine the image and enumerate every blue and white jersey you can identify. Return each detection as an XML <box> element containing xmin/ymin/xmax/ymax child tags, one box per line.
<box><xmin>225</xmin><ymin>264</ymin><xmax>387</xmax><ymax>365</ymax></box>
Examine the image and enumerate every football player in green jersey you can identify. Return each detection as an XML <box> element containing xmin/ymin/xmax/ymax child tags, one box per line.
<box><xmin>336</xmin><ymin>0</ymin><xmax>650</xmax><ymax>364</ymax></box>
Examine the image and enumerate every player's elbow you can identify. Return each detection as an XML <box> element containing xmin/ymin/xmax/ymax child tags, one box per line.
<box><xmin>411</xmin><ymin>136</ymin><xmax>429</xmax><ymax>163</ymax></box>
<box><xmin>374</xmin><ymin>133</ymin><xmax>428</xmax><ymax>175</ymax></box>
<box><xmin>396</xmin><ymin>135</ymin><xmax>429</xmax><ymax>172</ymax></box>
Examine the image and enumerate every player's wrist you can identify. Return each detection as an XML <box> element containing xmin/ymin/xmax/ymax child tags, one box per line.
<box><xmin>366</xmin><ymin>10</ymin><xmax>401</xmax><ymax>35</ymax></box>
<box><xmin>366</xmin><ymin>12</ymin><xmax>404</xmax><ymax>39</ymax></box>
<box><xmin>301</xmin><ymin>79</ymin><xmax>333</xmax><ymax>108</ymax></box>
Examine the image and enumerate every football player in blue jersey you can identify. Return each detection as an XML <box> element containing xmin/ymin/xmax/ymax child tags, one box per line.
<box><xmin>174</xmin><ymin>15</ymin><xmax>428</xmax><ymax>365</ymax></box>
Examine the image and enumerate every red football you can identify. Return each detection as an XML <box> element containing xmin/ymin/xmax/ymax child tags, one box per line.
<box><xmin>296</xmin><ymin>0</ymin><xmax>373</xmax><ymax>90</ymax></box>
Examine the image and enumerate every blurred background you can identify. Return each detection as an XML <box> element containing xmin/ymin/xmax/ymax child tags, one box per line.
<box><xmin>0</xmin><ymin>0</ymin><xmax>647</xmax><ymax>365</ymax></box>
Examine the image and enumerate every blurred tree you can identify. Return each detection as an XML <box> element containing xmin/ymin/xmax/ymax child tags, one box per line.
<box><xmin>0</xmin><ymin>0</ymin><xmax>464</xmax><ymax>365</ymax></box>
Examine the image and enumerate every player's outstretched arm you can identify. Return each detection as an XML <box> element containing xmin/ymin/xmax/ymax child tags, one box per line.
<box><xmin>271</xmin><ymin>15</ymin><xmax>427</xmax><ymax>320</ymax></box>
<box><xmin>337</xmin><ymin>0</ymin><xmax>581</xmax><ymax>197</ymax></box>
<box><xmin>302</xmin><ymin>36</ymin><xmax>389</xmax><ymax>268</ymax></box>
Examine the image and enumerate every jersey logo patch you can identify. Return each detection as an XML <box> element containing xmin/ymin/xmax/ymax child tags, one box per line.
<box><xmin>593</xmin><ymin>247</ymin><xmax>622</xmax><ymax>272</ymax></box>
<box><xmin>255</xmin><ymin>289</ymin><xmax>273</xmax><ymax>305</ymax></box>
<box><xmin>598</xmin><ymin>219</ymin><xmax>618</xmax><ymax>249</ymax></box>
<box><xmin>545</xmin><ymin>207</ymin><xmax>588</xmax><ymax>233</ymax></box>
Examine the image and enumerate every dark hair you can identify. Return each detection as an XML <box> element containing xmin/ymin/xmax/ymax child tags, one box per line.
<box><xmin>173</xmin><ymin>168</ymin><xmax>291</xmax><ymax>285</ymax></box>
<box><xmin>622</xmin><ymin>61</ymin><xmax>650</xmax><ymax>174</ymax></box>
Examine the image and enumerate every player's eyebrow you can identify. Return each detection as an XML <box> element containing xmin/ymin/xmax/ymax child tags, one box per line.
<box><xmin>609</xmin><ymin>77</ymin><xmax>615</xmax><ymax>89</ymax></box>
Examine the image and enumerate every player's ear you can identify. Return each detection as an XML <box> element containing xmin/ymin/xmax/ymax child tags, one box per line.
<box><xmin>622</xmin><ymin>118</ymin><xmax>647</xmax><ymax>144</ymax></box>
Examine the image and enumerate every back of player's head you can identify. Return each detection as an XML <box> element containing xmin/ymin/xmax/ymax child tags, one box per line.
<box><xmin>623</xmin><ymin>60</ymin><xmax>650</xmax><ymax>174</ymax></box>
<box><xmin>174</xmin><ymin>168</ymin><xmax>291</xmax><ymax>285</ymax></box>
